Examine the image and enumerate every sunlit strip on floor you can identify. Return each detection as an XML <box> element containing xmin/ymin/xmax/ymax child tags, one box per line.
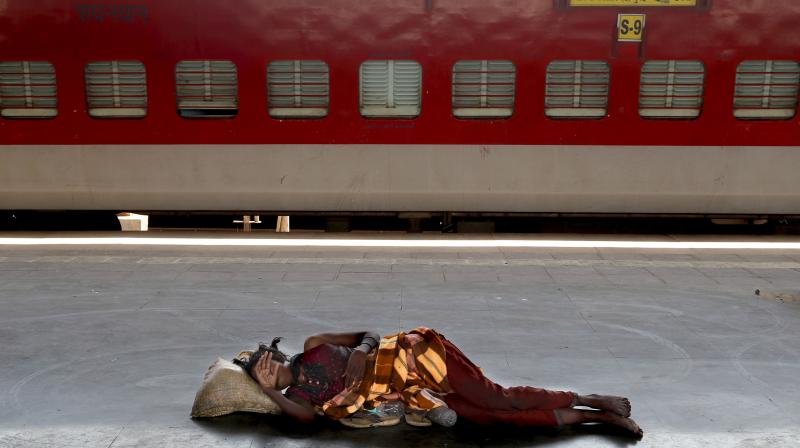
<box><xmin>1</xmin><ymin>237</ymin><xmax>800</xmax><ymax>249</ymax></box>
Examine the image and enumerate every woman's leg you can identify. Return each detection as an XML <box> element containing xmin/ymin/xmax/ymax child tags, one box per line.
<box><xmin>443</xmin><ymin>393</ymin><xmax>562</xmax><ymax>426</ymax></box>
<box><xmin>437</xmin><ymin>337</ymin><xmax>641</xmax><ymax>435</ymax></box>
<box><xmin>443</xmin><ymin>394</ymin><xmax>644</xmax><ymax>436</ymax></box>
<box><xmin>441</xmin><ymin>337</ymin><xmax>576</xmax><ymax>411</ymax></box>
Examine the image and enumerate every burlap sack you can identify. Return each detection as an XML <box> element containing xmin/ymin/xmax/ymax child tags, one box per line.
<box><xmin>190</xmin><ymin>357</ymin><xmax>281</xmax><ymax>418</ymax></box>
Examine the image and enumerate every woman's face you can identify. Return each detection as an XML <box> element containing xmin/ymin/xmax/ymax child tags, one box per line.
<box><xmin>273</xmin><ymin>361</ymin><xmax>294</xmax><ymax>390</ymax></box>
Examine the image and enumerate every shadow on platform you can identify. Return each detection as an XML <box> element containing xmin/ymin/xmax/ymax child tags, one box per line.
<box><xmin>193</xmin><ymin>413</ymin><xmax>641</xmax><ymax>447</ymax></box>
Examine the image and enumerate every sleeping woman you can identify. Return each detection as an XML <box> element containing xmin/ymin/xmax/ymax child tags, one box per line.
<box><xmin>237</xmin><ymin>327</ymin><xmax>642</xmax><ymax>438</ymax></box>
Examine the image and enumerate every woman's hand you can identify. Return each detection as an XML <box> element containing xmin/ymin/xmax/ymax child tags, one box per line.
<box><xmin>252</xmin><ymin>351</ymin><xmax>278</xmax><ymax>391</ymax></box>
<box><xmin>343</xmin><ymin>350</ymin><xmax>367</xmax><ymax>389</ymax></box>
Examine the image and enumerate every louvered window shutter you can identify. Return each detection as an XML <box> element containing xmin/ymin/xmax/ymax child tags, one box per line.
<box><xmin>176</xmin><ymin>60</ymin><xmax>238</xmax><ymax>118</ymax></box>
<box><xmin>639</xmin><ymin>60</ymin><xmax>704</xmax><ymax>119</ymax></box>
<box><xmin>268</xmin><ymin>60</ymin><xmax>329</xmax><ymax>118</ymax></box>
<box><xmin>734</xmin><ymin>60</ymin><xmax>799</xmax><ymax>119</ymax></box>
<box><xmin>360</xmin><ymin>60</ymin><xmax>421</xmax><ymax>118</ymax></box>
<box><xmin>452</xmin><ymin>60</ymin><xmax>515</xmax><ymax>118</ymax></box>
<box><xmin>545</xmin><ymin>60</ymin><xmax>609</xmax><ymax>119</ymax></box>
<box><xmin>85</xmin><ymin>61</ymin><xmax>147</xmax><ymax>118</ymax></box>
<box><xmin>0</xmin><ymin>61</ymin><xmax>58</xmax><ymax>118</ymax></box>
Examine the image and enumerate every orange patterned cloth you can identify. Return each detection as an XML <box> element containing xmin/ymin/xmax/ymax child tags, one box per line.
<box><xmin>321</xmin><ymin>327</ymin><xmax>450</xmax><ymax>419</ymax></box>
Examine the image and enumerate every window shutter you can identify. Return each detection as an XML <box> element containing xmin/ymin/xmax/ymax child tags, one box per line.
<box><xmin>545</xmin><ymin>60</ymin><xmax>609</xmax><ymax>119</ymax></box>
<box><xmin>639</xmin><ymin>60</ymin><xmax>704</xmax><ymax>119</ymax></box>
<box><xmin>360</xmin><ymin>60</ymin><xmax>421</xmax><ymax>118</ymax></box>
<box><xmin>85</xmin><ymin>60</ymin><xmax>147</xmax><ymax>118</ymax></box>
<box><xmin>267</xmin><ymin>60</ymin><xmax>329</xmax><ymax>118</ymax></box>
<box><xmin>176</xmin><ymin>60</ymin><xmax>238</xmax><ymax>118</ymax></box>
<box><xmin>452</xmin><ymin>60</ymin><xmax>515</xmax><ymax>118</ymax></box>
<box><xmin>734</xmin><ymin>60</ymin><xmax>799</xmax><ymax>119</ymax></box>
<box><xmin>0</xmin><ymin>61</ymin><xmax>57</xmax><ymax>118</ymax></box>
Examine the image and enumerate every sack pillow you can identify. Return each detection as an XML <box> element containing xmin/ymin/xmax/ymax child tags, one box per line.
<box><xmin>191</xmin><ymin>357</ymin><xmax>281</xmax><ymax>418</ymax></box>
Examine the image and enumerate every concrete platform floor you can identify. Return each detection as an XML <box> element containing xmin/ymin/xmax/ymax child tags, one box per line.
<box><xmin>1</xmin><ymin>232</ymin><xmax>799</xmax><ymax>447</ymax></box>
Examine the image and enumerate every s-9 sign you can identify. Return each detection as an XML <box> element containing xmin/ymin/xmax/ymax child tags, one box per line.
<box><xmin>618</xmin><ymin>14</ymin><xmax>646</xmax><ymax>42</ymax></box>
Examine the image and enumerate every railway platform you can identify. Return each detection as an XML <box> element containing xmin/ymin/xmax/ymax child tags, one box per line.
<box><xmin>1</xmin><ymin>232</ymin><xmax>799</xmax><ymax>447</ymax></box>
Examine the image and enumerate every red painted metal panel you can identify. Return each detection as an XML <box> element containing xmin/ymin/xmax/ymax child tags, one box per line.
<box><xmin>0</xmin><ymin>0</ymin><xmax>798</xmax><ymax>146</ymax></box>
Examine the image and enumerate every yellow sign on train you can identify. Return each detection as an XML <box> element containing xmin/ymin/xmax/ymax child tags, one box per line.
<box><xmin>570</xmin><ymin>0</ymin><xmax>697</xmax><ymax>6</ymax></box>
<box><xmin>617</xmin><ymin>14</ymin><xmax>645</xmax><ymax>41</ymax></box>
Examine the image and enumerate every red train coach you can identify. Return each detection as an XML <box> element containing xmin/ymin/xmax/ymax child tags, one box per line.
<box><xmin>0</xmin><ymin>0</ymin><xmax>798</xmax><ymax>215</ymax></box>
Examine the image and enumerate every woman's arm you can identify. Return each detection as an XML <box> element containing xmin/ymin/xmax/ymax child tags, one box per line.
<box><xmin>303</xmin><ymin>331</ymin><xmax>381</xmax><ymax>352</ymax></box>
<box><xmin>252</xmin><ymin>352</ymin><xmax>316</xmax><ymax>423</ymax></box>
<box><xmin>304</xmin><ymin>331</ymin><xmax>381</xmax><ymax>389</ymax></box>
<box><xmin>261</xmin><ymin>388</ymin><xmax>316</xmax><ymax>423</ymax></box>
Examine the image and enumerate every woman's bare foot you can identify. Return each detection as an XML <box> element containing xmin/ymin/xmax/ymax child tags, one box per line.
<box><xmin>555</xmin><ymin>409</ymin><xmax>644</xmax><ymax>438</ymax></box>
<box><xmin>577</xmin><ymin>394</ymin><xmax>631</xmax><ymax>417</ymax></box>
<box><xmin>600</xmin><ymin>411</ymin><xmax>643</xmax><ymax>438</ymax></box>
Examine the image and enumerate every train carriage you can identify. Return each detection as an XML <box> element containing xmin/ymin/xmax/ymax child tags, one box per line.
<box><xmin>0</xmin><ymin>0</ymin><xmax>798</xmax><ymax>215</ymax></box>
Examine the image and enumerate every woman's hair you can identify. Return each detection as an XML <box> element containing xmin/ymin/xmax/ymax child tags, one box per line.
<box><xmin>233</xmin><ymin>337</ymin><xmax>291</xmax><ymax>376</ymax></box>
